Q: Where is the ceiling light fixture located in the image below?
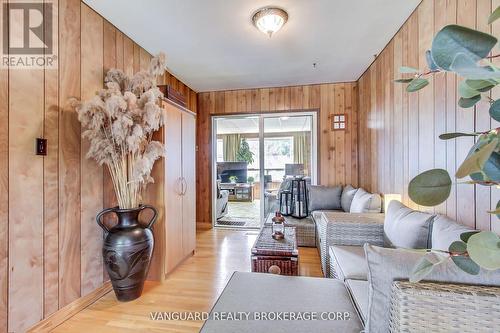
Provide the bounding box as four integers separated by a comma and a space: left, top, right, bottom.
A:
252, 7, 288, 37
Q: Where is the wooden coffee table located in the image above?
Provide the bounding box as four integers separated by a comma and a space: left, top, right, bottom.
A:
251, 226, 299, 276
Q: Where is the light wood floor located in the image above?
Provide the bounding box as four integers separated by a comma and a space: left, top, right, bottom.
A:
53, 228, 323, 332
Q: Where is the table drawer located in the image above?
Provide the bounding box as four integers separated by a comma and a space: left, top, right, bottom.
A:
251, 255, 298, 276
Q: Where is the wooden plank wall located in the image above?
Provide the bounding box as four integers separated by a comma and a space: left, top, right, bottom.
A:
0, 1, 197, 331
357, 0, 499, 232
196, 83, 358, 226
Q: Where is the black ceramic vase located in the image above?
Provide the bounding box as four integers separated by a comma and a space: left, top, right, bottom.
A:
96, 204, 157, 302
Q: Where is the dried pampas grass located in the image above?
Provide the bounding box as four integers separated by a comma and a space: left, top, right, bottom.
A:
75, 52, 168, 209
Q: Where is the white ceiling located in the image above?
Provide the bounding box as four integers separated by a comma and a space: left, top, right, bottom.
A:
84, 0, 421, 92
217, 115, 311, 134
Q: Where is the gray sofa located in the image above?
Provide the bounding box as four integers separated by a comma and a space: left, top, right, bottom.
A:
286, 184, 386, 277
202, 201, 500, 332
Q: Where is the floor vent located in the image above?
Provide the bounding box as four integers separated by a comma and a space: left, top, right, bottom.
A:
216, 220, 247, 226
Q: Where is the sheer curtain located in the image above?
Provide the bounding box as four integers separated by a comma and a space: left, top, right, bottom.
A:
293, 132, 310, 175
223, 134, 241, 162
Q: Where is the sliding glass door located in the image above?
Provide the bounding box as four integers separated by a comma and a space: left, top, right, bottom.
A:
212, 112, 317, 228
262, 114, 316, 221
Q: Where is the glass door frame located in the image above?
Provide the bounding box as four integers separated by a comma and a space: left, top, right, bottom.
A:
211, 111, 318, 228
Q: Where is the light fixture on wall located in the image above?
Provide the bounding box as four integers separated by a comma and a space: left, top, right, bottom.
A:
252, 7, 288, 37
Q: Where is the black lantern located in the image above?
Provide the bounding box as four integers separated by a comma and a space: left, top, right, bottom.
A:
279, 190, 292, 216
291, 177, 308, 218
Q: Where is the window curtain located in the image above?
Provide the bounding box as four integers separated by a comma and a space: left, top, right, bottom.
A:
293, 132, 310, 175
223, 134, 241, 162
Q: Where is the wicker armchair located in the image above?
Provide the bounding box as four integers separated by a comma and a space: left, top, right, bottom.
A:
389, 281, 500, 332
316, 211, 385, 277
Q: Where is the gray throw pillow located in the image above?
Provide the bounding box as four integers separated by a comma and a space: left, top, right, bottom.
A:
349, 188, 381, 213
341, 185, 358, 212
384, 200, 434, 249
308, 185, 342, 212
431, 215, 475, 251
364, 244, 500, 333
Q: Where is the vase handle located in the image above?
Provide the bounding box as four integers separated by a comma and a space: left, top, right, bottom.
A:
140, 205, 158, 229
96, 207, 117, 232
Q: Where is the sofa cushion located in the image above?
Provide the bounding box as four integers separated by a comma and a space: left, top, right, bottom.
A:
341, 185, 358, 212
345, 279, 368, 324
364, 244, 500, 333
383, 200, 434, 249
200, 272, 363, 333
349, 188, 382, 213
308, 185, 343, 212
329, 245, 368, 281
311, 210, 343, 223
431, 214, 476, 251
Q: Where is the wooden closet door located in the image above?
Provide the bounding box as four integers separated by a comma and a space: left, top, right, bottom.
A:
164, 104, 184, 273
181, 112, 196, 256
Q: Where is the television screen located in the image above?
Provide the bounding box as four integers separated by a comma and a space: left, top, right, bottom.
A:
217, 162, 248, 183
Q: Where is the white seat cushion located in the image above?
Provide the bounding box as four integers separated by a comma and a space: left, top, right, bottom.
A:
431, 215, 475, 251
350, 188, 382, 213
329, 245, 368, 281
345, 279, 369, 323
384, 200, 434, 249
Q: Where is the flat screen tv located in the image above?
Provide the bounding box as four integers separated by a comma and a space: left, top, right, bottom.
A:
217, 162, 248, 183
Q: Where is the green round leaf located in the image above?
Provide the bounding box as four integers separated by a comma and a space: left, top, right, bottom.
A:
465, 79, 496, 92
410, 257, 434, 283
399, 66, 420, 74
394, 78, 414, 83
426, 50, 439, 71
449, 240, 467, 253
456, 138, 498, 179
487, 200, 500, 219
431, 25, 497, 71
467, 231, 500, 270
458, 95, 481, 108
488, 5, 500, 24
460, 231, 480, 243
439, 132, 478, 140
451, 255, 480, 275
458, 81, 481, 98
470, 152, 500, 183
489, 99, 500, 122
408, 169, 452, 206
407, 78, 429, 92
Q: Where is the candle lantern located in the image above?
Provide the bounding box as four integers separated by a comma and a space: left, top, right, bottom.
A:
279, 190, 292, 216
291, 177, 309, 218
271, 212, 286, 240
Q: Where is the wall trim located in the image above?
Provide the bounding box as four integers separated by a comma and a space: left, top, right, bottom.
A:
27, 282, 112, 332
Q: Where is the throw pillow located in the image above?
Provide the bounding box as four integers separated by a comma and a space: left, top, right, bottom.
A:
340, 185, 358, 212
364, 244, 500, 333
349, 188, 381, 213
383, 200, 434, 249
308, 185, 342, 212
431, 214, 475, 251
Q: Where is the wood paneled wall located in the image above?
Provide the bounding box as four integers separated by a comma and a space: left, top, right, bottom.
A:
0, 1, 196, 332
196, 83, 358, 226
357, 0, 499, 232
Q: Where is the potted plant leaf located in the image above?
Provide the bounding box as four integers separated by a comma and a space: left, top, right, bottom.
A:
74, 53, 168, 301
395, 8, 500, 280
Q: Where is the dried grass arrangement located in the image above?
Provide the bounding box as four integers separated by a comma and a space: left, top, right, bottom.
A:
75, 53, 168, 209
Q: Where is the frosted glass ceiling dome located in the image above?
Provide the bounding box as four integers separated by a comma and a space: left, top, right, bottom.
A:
252, 7, 288, 37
